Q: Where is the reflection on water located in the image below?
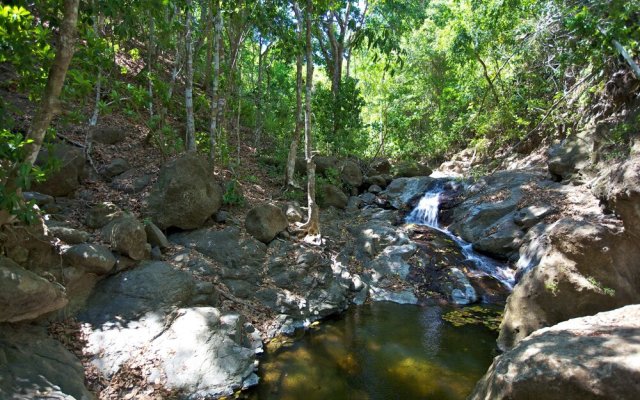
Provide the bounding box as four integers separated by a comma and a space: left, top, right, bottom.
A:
250, 302, 497, 400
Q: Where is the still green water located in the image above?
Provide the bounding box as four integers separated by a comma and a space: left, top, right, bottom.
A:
251, 302, 498, 400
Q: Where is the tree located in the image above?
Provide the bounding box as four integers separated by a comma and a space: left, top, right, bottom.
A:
299, 0, 320, 241
184, 0, 197, 152
1, 0, 80, 224
285, 1, 304, 189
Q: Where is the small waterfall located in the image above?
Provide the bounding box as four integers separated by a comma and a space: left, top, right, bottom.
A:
407, 188, 515, 291
406, 191, 441, 227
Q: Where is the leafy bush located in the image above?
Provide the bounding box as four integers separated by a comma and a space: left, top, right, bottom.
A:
222, 179, 245, 207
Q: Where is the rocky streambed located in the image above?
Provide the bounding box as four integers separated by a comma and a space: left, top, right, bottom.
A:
3, 143, 640, 399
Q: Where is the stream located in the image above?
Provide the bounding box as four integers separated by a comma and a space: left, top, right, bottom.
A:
249, 186, 510, 399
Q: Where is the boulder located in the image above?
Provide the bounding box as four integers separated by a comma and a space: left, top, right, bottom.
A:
102, 157, 129, 178
170, 227, 267, 273
47, 226, 90, 244
548, 127, 593, 181
369, 158, 392, 175
85, 202, 124, 229
245, 204, 288, 244
0, 325, 92, 399
0, 257, 68, 322
380, 176, 436, 210
319, 184, 348, 209
498, 217, 640, 351
315, 156, 339, 175
364, 175, 387, 188
394, 162, 432, 178
471, 305, 640, 400
23, 191, 54, 207
360, 192, 376, 204
368, 184, 382, 194
62, 243, 116, 274
146, 153, 223, 230
144, 220, 170, 249
101, 215, 149, 261
79, 261, 195, 323
91, 126, 126, 144
339, 160, 363, 188
32, 144, 85, 197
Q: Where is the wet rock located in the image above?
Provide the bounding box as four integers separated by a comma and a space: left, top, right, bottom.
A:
472, 305, 640, 400
360, 192, 376, 204
102, 215, 149, 261
146, 153, 223, 230
85, 202, 124, 229
319, 184, 348, 209
245, 203, 288, 244
346, 196, 364, 211
368, 184, 382, 194
0, 257, 68, 322
380, 176, 436, 210
62, 243, 116, 274
0, 325, 91, 399
32, 144, 85, 197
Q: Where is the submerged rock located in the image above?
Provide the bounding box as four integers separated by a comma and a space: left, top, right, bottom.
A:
471, 305, 640, 400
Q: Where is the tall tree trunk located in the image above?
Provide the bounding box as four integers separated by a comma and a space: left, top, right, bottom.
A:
254, 35, 265, 146
302, 0, 320, 239
22, 0, 80, 168
209, 0, 222, 162
203, 1, 214, 94
286, 3, 304, 189
147, 12, 155, 119
89, 1, 102, 126
184, 0, 197, 152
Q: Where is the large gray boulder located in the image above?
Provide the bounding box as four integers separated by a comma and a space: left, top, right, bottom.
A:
498, 217, 640, 350
47, 226, 90, 244
0, 257, 68, 322
62, 243, 116, 274
394, 162, 432, 178
146, 153, 223, 230
319, 184, 348, 209
0, 325, 92, 399
245, 204, 288, 243
32, 144, 85, 197
101, 215, 149, 261
471, 305, 640, 400
380, 176, 436, 210
79, 261, 195, 324
339, 160, 363, 188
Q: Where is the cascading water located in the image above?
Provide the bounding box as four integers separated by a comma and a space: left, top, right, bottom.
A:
407, 188, 515, 290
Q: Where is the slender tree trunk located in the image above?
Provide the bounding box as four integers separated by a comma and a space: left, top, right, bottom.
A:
254, 35, 265, 146
209, 0, 222, 162
302, 0, 320, 239
89, 0, 101, 126
22, 0, 80, 168
147, 13, 155, 119
286, 3, 304, 189
204, 1, 214, 94
185, 0, 196, 152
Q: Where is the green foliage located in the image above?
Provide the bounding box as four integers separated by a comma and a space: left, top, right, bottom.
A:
222, 179, 245, 207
